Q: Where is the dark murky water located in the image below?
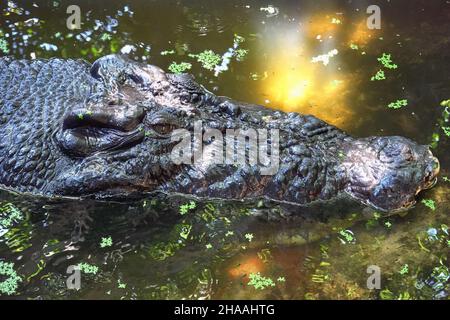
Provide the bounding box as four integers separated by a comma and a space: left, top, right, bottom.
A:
0, 0, 449, 299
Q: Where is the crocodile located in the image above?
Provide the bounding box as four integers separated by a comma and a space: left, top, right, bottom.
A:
0, 54, 439, 212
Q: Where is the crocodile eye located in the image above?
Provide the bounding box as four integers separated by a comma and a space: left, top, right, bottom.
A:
180, 93, 191, 104
179, 93, 202, 105
151, 123, 178, 135
146, 110, 182, 136
403, 148, 414, 161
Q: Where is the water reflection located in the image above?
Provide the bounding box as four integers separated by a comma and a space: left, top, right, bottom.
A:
253, 10, 382, 127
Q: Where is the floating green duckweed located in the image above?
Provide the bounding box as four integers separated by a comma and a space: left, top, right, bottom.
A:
399, 264, 409, 275
189, 50, 221, 71
179, 201, 196, 215
0, 38, 9, 54
160, 49, 175, 56
117, 279, 127, 289
338, 229, 355, 244
421, 199, 436, 211
100, 236, 113, 248
378, 53, 398, 69
0, 203, 23, 228
100, 33, 112, 41
0, 261, 21, 295
168, 62, 192, 74
440, 99, 450, 108
248, 272, 275, 290
78, 262, 99, 275
371, 69, 386, 81
379, 288, 395, 300
441, 127, 450, 137
234, 48, 248, 61
388, 99, 408, 109
244, 233, 254, 242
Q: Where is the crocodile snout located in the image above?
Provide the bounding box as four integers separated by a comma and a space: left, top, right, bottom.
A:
59, 102, 145, 157
422, 154, 440, 190
63, 103, 145, 132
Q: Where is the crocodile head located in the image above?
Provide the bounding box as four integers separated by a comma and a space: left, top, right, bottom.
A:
0, 55, 439, 212
54, 55, 211, 197
341, 136, 439, 212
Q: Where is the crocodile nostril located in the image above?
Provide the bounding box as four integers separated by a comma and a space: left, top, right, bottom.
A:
422, 156, 440, 189
432, 157, 440, 174
429, 157, 440, 178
